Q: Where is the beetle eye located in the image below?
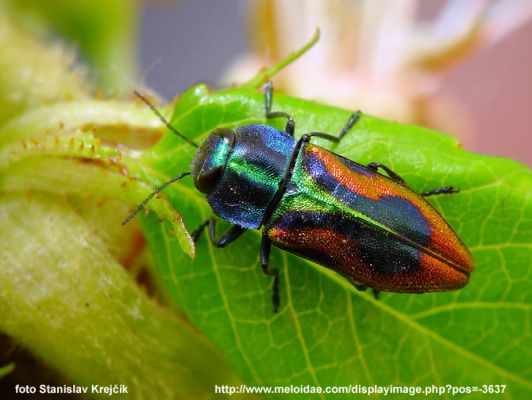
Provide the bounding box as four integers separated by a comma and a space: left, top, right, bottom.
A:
190, 128, 235, 194
195, 166, 223, 193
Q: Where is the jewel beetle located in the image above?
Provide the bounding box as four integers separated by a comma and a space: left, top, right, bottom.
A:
125, 81, 474, 312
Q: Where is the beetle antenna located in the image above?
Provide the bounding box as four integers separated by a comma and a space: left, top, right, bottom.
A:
122, 172, 191, 225
133, 90, 199, 148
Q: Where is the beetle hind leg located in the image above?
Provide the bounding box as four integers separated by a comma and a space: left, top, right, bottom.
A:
260, 235, 280, 312
354, 284, 380, 300
422, 186, 459, 197
354, 284, 367, 292
367, 162, 406, 185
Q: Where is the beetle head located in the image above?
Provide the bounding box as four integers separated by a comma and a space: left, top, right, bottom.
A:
190, 128, 235, 194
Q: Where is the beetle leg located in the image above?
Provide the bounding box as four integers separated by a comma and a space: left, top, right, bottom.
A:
354, 284, 368, 292
209, 219, 247, 247
367, 162, 406, 185
302, 132, 341, 143
303, 111, 362, 144
261, 235, 280, 312
355, 284, 380, 300
191, 219, 210, 242
192, 218, 246, 247
337, 110, 362, 141
264, 81, 295, 136
422, 186, 459, 197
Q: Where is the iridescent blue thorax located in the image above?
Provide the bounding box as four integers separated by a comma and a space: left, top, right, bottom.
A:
190, 124, 296, 229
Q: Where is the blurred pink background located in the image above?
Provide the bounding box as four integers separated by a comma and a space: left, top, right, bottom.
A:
440, 21, 532, 166
140, 1, 532, 167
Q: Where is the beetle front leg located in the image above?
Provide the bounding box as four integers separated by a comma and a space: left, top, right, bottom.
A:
260, 235, 280, 312
367, 162, 406, 185
191, 219, 210, 242
264, 81, 295, 136
192, 218, 246, 248
422, 186, 459, 197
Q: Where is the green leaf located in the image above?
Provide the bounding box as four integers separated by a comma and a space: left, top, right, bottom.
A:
138, 85, 532, 398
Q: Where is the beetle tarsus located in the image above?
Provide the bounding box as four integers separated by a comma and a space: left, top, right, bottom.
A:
305, 111, 362, 144
337, 111, 362, 141
422, 186, 459, 197
194, 218, 246, 247
208, 219, 246, 248
354, 284, 367, 292
264, 81, 295, 136
302, 111, 362, 143
355, 285, 380, 300
191, 220, 210, 242
261, 235, 280, 312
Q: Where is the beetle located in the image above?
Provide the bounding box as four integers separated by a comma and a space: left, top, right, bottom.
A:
124, 81, 474, 312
